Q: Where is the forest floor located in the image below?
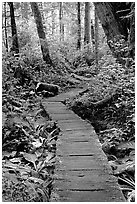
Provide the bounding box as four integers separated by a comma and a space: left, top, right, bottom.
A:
2, 53, 135, 202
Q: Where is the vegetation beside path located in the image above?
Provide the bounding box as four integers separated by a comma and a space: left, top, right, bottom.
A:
2, 2, 135, 202
65, 55, 135, 201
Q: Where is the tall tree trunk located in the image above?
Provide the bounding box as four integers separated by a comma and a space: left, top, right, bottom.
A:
84, 2, 91, 47
94, 7, 99, 71
93, 2, 131, 50
77, 2, 81, 50
128, 3, 135, 59
62, 3, 65, 41
8, 2, 19, 54
38, 2, 44, 21
4, 3, 8, 52
62, 17, 64, 41
91, 19, 95, 46
94, 3, 121, 41
30, 2, 53, 65
59, 2, 64, 42
59, 2, 62, 42
51, 10, 55, 35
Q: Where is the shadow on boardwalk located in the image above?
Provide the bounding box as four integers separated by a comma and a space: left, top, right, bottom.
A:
43, 90, 125, 202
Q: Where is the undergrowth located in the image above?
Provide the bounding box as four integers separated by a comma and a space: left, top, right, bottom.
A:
2, 57, 61, 201
2, 31, 135, 202
66, 54, 135, 201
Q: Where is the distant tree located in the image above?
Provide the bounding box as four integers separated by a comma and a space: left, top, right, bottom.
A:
94, 7, 99, 71
51, 9, 55, 35
30, 2, 53, 65
3, 3, 8, 51
84, 2, 91, 47
59, 2, 64, 42
91, 19, 95, 46
77, 2, 81, 50
128, 2, 135, 58
8, 2, 19, 54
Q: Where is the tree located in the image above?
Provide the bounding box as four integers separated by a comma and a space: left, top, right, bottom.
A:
84, 2, 91, 47
94, 7, 99, 71
30, 2, 53, 65
91, 19, 95, 46
38, 3, 44, 21
51, 9, 55, 35
128, 3, 135, 58
77, 2, 81, 50
3, 3, 8, 52
8, 2, 19, 54
59, 2, 64, 42
93, 2, 131, 52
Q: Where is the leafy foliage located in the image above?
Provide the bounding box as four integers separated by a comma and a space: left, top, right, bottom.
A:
2, 2, 135, 202
2, 66, 60, 201
66, 48, 135, 202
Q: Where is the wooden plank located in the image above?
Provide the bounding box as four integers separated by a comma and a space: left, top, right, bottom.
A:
45, 100, 125, 202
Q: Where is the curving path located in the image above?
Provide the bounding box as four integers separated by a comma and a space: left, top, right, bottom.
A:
42, 89, 125, 202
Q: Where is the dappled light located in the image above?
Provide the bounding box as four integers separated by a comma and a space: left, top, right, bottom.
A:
2, 2, 135, 202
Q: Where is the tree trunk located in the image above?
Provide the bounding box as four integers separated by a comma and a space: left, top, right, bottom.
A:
94, 2, 131, 50
84, 2, 91, 47
62, 18, 65, 41
77, 2, 81, 50
8, 2, 19, 54
51, 10, 55, 35
59, 2, 64, 42
38, 2, 44, 21
30, 2, 53, 65
91, 19, 95, 46
4, 3, 8, 52
128, 3, 135, 59
59, 2, 62, 42
94, 3, 121, 42
94, 7, 99, 71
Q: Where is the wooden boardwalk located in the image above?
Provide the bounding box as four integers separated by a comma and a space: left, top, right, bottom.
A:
43, 91, 125, 202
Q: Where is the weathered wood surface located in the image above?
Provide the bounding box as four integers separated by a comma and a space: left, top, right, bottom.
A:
42, 92, 125, 202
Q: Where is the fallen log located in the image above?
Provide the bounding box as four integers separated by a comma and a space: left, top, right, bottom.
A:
87, 91, 120, 110
70, 73, 92, 81
35, 82, 60, 96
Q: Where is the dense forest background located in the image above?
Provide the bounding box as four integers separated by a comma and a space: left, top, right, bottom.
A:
2, 2, 135, 202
